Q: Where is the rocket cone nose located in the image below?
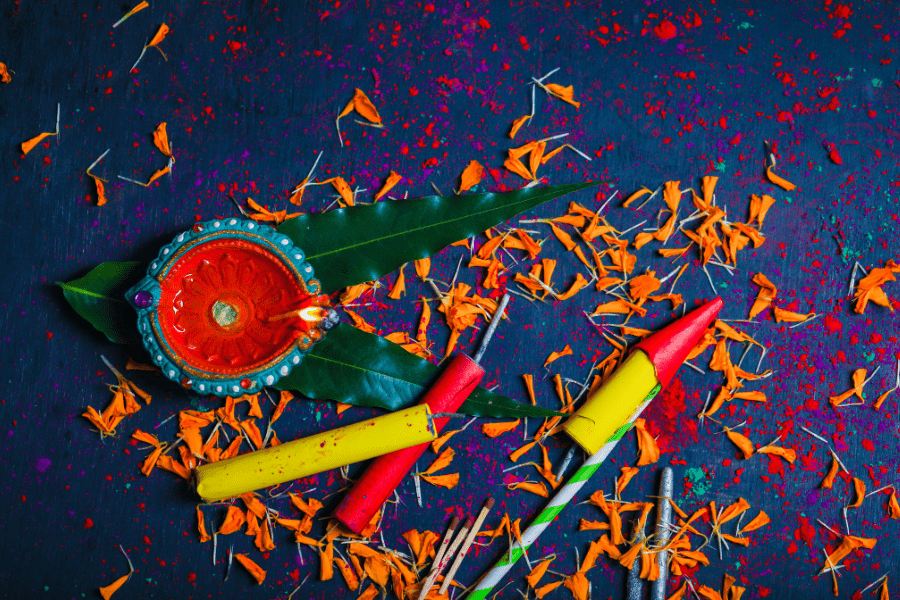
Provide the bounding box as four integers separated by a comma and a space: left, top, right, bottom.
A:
633, 297, 724, 388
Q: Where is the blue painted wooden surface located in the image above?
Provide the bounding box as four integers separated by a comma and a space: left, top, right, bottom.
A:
1, 1, 899, 598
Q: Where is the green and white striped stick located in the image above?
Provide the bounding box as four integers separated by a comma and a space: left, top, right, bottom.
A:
466, 385, 660, 600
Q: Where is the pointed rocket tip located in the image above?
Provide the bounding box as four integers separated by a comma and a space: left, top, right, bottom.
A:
634, 297, 724, 389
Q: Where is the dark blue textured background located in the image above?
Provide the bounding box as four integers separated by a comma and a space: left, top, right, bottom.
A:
2, 1, 900, 598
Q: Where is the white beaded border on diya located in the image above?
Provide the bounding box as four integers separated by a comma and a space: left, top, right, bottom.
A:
126, 218, 323, 396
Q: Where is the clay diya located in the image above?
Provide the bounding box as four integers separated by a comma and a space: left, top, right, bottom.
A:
127, 218, 338, 395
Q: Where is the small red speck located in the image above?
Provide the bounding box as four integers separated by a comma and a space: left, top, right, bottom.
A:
424, 3, 434, 12
227, 40, 242, 52
143, 535, 152, 545
478, 17, 490, 29
829, 148, 843, 165
83, 518, 94, 529
409, 87, 418, 96
104, 87, 112, 95
187, 573, 197, 583
46, 331, 53, 340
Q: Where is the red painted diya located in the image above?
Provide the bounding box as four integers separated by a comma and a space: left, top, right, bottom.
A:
127, 218, 338, 395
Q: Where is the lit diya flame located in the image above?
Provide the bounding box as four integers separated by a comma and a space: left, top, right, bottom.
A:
268, 304, 340, 330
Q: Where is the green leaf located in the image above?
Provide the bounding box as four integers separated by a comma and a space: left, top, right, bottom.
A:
274, 322, 565, 419
278, 182, 599, 293
57, 261, 144, 344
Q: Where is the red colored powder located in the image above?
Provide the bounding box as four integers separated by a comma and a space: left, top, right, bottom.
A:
643, 378, 697, 455
653, 20, 677, 40
823, 314, 842, 334
766, 454, 785, 477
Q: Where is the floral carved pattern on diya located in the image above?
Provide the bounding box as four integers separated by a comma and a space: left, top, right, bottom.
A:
127, 218, 338, 395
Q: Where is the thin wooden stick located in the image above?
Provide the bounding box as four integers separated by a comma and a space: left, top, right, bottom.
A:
439, 498, 495, 594
418, 516, 473, 600
416, 517, 461, 600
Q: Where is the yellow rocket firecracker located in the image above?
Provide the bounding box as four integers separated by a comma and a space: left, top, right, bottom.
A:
564, 297, 724, 453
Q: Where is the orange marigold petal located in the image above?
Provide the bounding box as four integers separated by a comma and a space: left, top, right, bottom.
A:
544, 345, 573, 367
90, 175, 108, 206
888, 490, 900, 519
217, 505, 246, 535
634, 418, 661, 466
508, 481, 549, 497
544, 83, 580, 108
388, 265, 406, 300
725, 428, 755, 459
420, 473, 459, 489
738, 510, 770, 534
148, 23, 170, 47
459, 160, 484, 192
563, 571, 590, 600
504, 154, 533, 181
152, 122, 171, 156
351, 89, 382, 124
21, 131, 55, 156
766, 166, 796, 191
146, 165, 171, 185
509, 115, 531, 139
526, 556, 554, 588
772, 306, 815, 323
374, 170, 402, 201
482, 419, 521, 438
616, 466, 639, 494
234, 553, 266, 584
849, 477, 866, 508
821, 454, 840, 489
557, 273, 589, 300
421, 447, 455, 475
99, 574, 131, 600
357, 583, 379, 600
330, 176, 355, 206
757, 445, 796, 464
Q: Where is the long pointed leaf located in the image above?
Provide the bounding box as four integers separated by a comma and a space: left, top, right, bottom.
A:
278, 182, 599, 293
274, 323, 565, 419
57, 261, 144, 344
